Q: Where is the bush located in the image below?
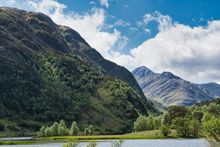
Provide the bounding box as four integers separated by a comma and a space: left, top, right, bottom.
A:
160, 125, 171, 136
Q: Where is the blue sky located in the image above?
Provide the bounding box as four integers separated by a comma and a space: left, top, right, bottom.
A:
1, 0, 220, 84
58, 0, 220, 52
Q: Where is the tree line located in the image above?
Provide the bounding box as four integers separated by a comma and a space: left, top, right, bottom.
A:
37, 120, 94, 137
133, 102, 220, 142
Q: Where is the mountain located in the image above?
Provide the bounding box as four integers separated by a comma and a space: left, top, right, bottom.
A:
199, 83, 220, 97
0, 7, 156, 134
132, 66, 220, 107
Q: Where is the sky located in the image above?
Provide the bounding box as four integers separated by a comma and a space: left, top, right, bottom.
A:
1, 0, 220, 84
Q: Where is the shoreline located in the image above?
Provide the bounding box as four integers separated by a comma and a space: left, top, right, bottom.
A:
0, 130, 203, 145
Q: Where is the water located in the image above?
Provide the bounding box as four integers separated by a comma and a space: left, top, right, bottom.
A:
0, 139, 209, 147
0, 137, 33, 141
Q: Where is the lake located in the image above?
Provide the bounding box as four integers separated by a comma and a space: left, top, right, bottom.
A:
0, 139, 209, 147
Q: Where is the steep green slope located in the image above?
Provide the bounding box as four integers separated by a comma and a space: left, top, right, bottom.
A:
0, 7, 156, 134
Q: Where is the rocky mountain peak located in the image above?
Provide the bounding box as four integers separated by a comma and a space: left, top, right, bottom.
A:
132, 66, 154, 77
160, 71, 180, 79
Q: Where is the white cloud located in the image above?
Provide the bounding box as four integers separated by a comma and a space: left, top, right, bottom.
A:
99, 0, 109, 8
127, 12, 220, 84
107, 19, 130, 29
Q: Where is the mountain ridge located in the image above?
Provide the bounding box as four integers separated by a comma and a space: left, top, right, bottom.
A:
132, 66, 220, 106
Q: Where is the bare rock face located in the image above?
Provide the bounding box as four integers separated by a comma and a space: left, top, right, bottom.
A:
133, 66, 220, 107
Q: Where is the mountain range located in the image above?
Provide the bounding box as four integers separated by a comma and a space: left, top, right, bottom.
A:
132, 66, 220, 107
0, 7, 157, 134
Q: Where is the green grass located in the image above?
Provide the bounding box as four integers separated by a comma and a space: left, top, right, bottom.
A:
46, 129, 178, 141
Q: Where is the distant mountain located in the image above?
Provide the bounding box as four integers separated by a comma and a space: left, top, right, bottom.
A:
132, 66, 220, 107
199, 83, 220, 97
0, 7, 156, 134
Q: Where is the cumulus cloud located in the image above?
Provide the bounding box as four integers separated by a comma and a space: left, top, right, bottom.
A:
99, 0, 109, 8
128, 12, 220, 84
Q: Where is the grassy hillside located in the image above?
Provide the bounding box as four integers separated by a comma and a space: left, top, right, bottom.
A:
0, 7, 156, 135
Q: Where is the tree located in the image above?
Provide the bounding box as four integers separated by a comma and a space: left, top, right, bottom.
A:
45, 127, 52, 136
134, 116, 148, 132
84, 128, 89, 135
160, 125, 171, 136
202, 118, 220, 141
146, 116, 155, 130
70, 121, 79, 136
154, 115, 162, 129
88, 125, 95, 135
168, 106, 188, 120
58, 120, 69, 136
37, 125, 46, 137
162, 113, 171, 126
172, 117, 190, 137
189, 119, 200, 137
133, 115, 156, 132
207, 103, 220, 116
202, 112, 213, 122
192, 110, 204, 122
51, 122, 59, 136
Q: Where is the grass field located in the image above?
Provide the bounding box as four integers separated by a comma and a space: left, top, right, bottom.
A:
46, 129, 178, 141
